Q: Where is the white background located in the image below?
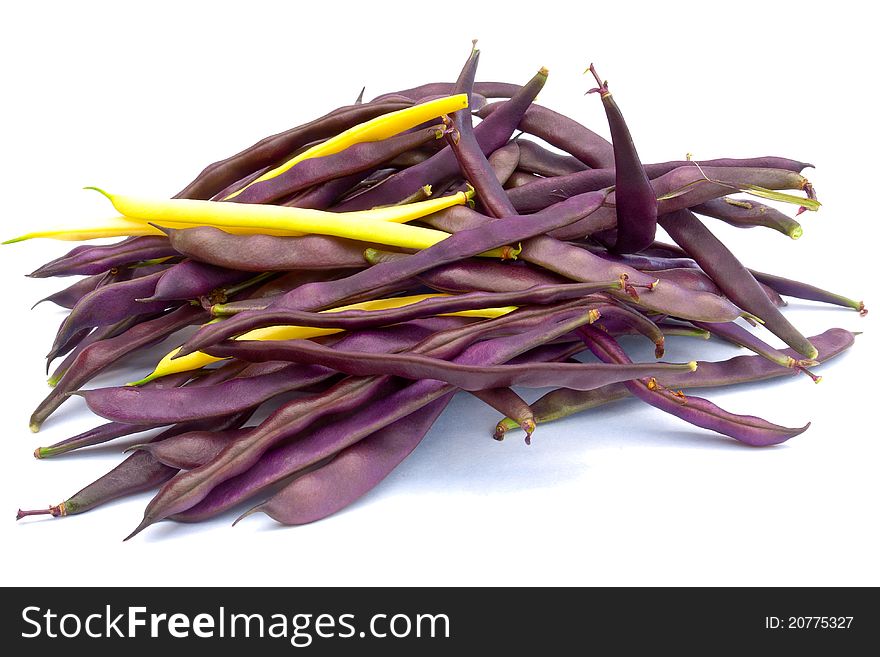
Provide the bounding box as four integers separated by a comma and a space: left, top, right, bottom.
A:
1, 0, 877, 586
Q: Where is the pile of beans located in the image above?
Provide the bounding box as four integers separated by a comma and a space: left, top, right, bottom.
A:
10, 46, 863, 538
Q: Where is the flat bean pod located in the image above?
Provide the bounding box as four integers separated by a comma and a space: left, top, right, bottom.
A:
28, 236, 176, 278
577, 325, 809, 445
507, 158, 814, 213
143, 260, 252, 303
588, 65, 657, 253
162, 226, 371, 272
205, 335, 696, 391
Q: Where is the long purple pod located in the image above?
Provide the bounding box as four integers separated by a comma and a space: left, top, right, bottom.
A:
419, 259, 567, 293
588, 65, 657, 253
198, 280, 620, 335
162, 226, 370, 272
372, 81, 521, 103
48, 267, 175, 357
507, 157, 813, 213
27, 236, 176, 278
446, 103, 516, 216
444, 45, 518, 219
28, 243, 96, 276
504, 328, 855, 432
363, 252, 567, 293
515, 139, 588, 177
142, 260, 252, 302
173, 101, 411, 200
659, 209, 817, 359
420, 208, 744, 323
18, 452, 178, 520
689, 320, 817, 375
242, 395, 454, 526
135, 428, 250, 470
37, 364, 249, 458
205, 335, 697, 391
174, 189, 606, 357
29, 305, 207, 431
333, 69, 548, 211
693, 197, 803, 239
478, 102, 614, 168
577, 325, 808, 446
547, 165, 813, 241
230, 125, 446, 205
172, 307, 601, 522
80, 317, 465, 425
750, 269, 866, 315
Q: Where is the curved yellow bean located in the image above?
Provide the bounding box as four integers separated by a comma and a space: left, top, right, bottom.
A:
129, 294, 516, 385
225, 94, 468, 199
84, 188, 485, 253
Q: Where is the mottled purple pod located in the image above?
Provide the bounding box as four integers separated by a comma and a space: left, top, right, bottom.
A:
162, 226, 370, 272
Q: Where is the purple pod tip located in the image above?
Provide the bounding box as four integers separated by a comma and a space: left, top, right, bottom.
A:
232, 505, 264, 527
123, 517, 152, 542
